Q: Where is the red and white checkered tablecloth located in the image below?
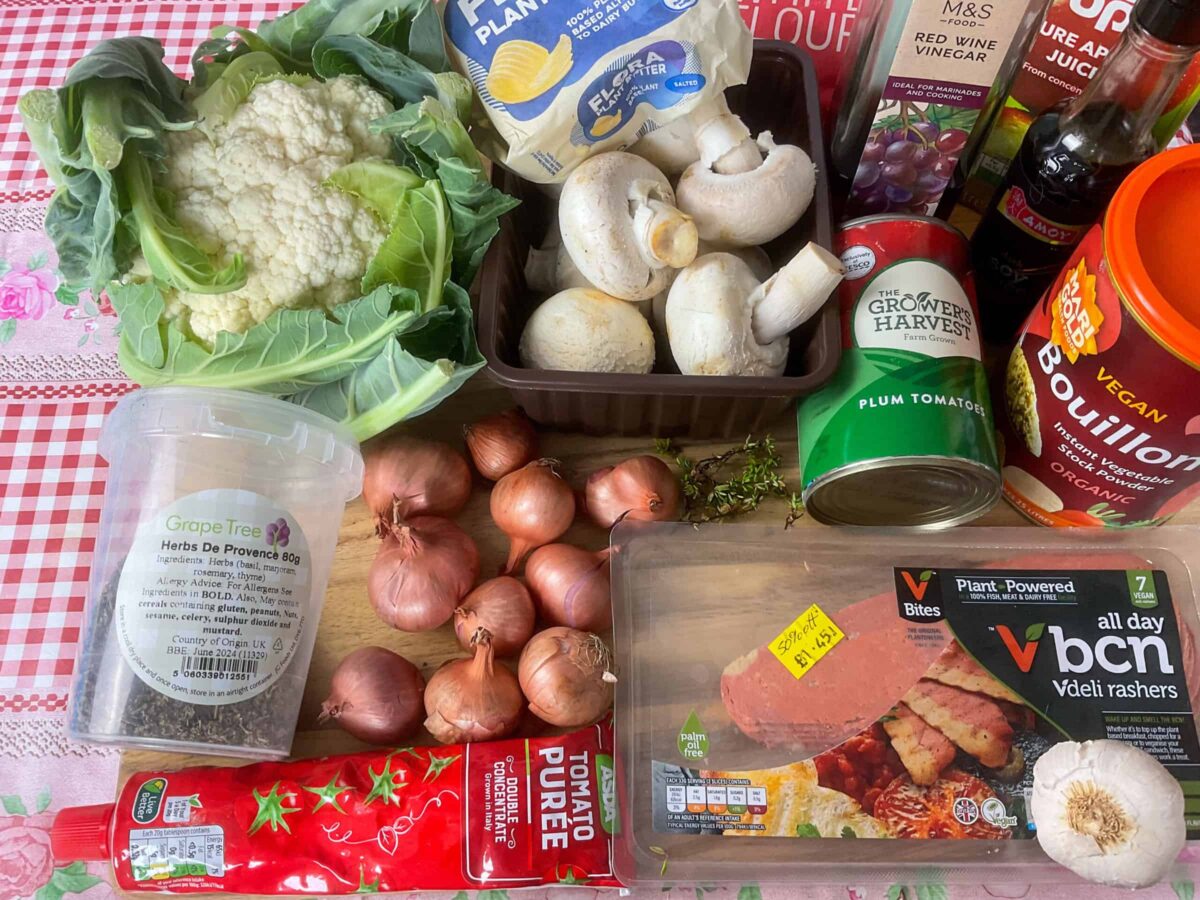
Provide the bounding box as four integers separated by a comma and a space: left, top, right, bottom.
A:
0, 1, 296, 193
0, 398, 112, 703
0, 3, 1193, 900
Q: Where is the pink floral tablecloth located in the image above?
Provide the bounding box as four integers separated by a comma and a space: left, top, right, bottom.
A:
0, 2, 1194, 900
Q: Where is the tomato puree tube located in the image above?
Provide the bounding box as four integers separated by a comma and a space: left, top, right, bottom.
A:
48, 723, 619, 894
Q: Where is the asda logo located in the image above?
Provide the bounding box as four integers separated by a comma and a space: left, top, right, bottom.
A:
595, 754, 617, 835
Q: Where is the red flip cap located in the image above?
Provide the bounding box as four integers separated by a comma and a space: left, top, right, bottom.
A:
50, 804, 114, 862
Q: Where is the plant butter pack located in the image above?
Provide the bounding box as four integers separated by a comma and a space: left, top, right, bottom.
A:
443, 0, 751, 181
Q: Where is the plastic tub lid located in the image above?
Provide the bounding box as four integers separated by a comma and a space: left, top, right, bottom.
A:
1106, 143, 1200, 365
100, 387, 364, 502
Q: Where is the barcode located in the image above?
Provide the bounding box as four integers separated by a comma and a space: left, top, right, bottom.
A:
180, 656, 258, 679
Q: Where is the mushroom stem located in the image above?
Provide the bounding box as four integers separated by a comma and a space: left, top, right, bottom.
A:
692, 95, 762, 175
750, 243, 845, 345
632, 197, 699, 270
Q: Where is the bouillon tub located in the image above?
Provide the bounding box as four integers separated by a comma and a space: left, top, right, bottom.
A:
1002, 144, 1200, 526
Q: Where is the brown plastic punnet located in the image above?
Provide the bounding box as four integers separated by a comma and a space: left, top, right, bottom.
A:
476, 41, 840, 438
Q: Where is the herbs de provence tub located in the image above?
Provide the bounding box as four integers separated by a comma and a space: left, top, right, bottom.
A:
1001, 144, 1200, 527
68, 388, 363, 758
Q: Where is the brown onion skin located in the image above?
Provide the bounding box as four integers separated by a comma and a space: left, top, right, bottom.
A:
319, 646, 425, 744
369, 516, 479, 632
525, 544, 612, 631
518, 627, 614, 727
585, 455, 682, 528
424, 629, 524, 744
490, 459, 576, 574
363, 437, 471, 532
465, 409, 539, 481
453, 577, 536, 657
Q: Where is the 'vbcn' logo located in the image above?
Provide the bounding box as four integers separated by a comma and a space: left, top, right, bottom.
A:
996, 623, 1043, 673
996, 622, 1175, 675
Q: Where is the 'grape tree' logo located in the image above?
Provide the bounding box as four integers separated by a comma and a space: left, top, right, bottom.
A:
265, 517, 291, 548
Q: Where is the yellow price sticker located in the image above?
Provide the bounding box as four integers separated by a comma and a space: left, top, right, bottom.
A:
767, 603, 845, 680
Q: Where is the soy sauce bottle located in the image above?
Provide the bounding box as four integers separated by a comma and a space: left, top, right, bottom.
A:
972, 0, 1200, 343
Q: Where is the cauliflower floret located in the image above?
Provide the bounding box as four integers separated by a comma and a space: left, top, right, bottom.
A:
156, 75, 395, 344
324, 76, 395, 159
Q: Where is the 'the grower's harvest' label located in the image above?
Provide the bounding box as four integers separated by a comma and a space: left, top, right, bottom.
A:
1001, 226, 1200, 526
799, 219, 999, 504
116, 489, 311, 705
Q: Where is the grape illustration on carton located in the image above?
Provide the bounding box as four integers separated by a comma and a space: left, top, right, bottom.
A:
850, 102, 978, 216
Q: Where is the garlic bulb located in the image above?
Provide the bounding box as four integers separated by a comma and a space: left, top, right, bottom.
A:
1031, 740, 1184, 888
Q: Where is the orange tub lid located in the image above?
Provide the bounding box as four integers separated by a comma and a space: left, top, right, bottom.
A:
1106, 143, 1200, 363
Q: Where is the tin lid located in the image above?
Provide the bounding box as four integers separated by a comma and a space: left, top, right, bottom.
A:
804, 458, 1001, 529
1106, 143, 1200, 366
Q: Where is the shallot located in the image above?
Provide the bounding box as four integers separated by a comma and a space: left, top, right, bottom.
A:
465, 409, 539, 481
363, 437, 471, 533
525, 544, 612, 631
585, 455, 682, 528
369, 516, 479, 632
319, 646, 425, 744
454, 577, 536, 657
490, 459, 576, 574
424, 628, 524, 743
518, 627, 615, 727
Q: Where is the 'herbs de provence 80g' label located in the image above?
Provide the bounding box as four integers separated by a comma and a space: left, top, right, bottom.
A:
116, 489, 311, 706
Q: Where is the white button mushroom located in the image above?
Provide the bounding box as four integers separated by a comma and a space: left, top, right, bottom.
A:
676, 129, 817, 248
1031, 740, 1185, 888
690, 94, 768, 177
525, 231, 653, 321
629, 95, 760, 178
558, 152, 698, 303
650, 242, 772, 373
628, 115, 701, 178
519, 288, 654, 374
665, 242, 844, 377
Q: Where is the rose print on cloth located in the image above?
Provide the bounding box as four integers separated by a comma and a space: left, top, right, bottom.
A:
0, 265, 57, 321
0, 815, 52, 900
0, 253, 63, 344
0, 790, 103, 900
0, 240, 120, 348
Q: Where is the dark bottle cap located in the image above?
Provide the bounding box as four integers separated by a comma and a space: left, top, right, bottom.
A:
1135, 0, 1200, 48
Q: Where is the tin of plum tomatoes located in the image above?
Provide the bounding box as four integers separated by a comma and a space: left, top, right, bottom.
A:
797, 215, 1001, 527
1001, 145, 1200, 527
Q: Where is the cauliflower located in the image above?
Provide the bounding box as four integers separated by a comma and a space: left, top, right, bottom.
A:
157, 76, 395, 342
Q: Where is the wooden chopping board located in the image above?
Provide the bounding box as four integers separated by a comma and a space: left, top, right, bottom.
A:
119, 376, 1037, 779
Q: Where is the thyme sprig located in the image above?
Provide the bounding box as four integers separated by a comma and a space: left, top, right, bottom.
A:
655, 437, 804, 527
